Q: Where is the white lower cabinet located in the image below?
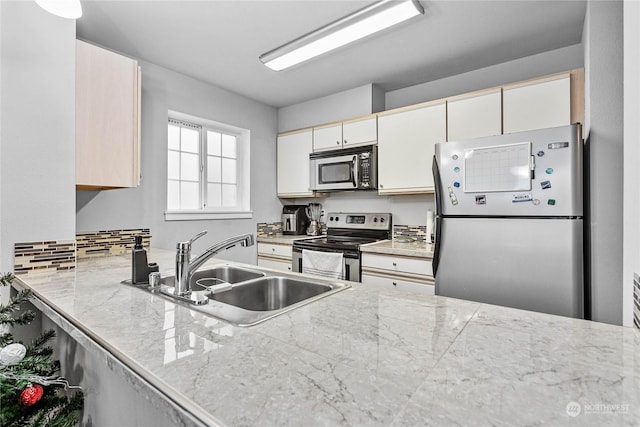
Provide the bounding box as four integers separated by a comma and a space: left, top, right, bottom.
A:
361, 253, 434, 295
361, 273, 434, 295
257, 242, 293, 272
257, 257, 292, 272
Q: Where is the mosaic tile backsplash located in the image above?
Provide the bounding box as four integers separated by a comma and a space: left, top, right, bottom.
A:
76, 229, 151, 259
393, 225, 429, 242
257, 222, 283, 237
14, 229, 152, 274
14, 241, 76, 275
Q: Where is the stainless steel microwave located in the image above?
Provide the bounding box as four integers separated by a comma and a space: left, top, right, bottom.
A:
309, 145, 377, 191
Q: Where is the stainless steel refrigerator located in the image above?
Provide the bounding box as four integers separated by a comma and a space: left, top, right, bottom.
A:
432, 124, 584, 318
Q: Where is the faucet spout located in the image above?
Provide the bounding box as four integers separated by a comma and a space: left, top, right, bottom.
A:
173, 232, 255, 297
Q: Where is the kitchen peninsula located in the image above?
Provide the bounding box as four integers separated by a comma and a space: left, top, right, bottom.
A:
13, 249, 639, 426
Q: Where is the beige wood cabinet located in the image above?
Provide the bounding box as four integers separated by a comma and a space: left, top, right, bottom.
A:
377, 101, 446, 195
277, 129, 314, 197
447, 89, 502, 141
312, 116, 377, 152
257, 242, 293, 272
76, 40, 141, 190
361, 253, 434, 295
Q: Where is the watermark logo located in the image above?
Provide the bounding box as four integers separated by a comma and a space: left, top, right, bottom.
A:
565, 401, 629, 417
566, 401, 581, 417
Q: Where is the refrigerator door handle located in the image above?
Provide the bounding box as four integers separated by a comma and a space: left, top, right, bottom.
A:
432, 155, 443, 277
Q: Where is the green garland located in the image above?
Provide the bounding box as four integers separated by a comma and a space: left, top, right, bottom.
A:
0, 273, 83, 426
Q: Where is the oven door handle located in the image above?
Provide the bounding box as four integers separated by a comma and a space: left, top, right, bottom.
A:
352, 155, 358, 188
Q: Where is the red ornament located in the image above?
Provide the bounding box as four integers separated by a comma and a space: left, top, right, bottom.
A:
19, 384, 44, 406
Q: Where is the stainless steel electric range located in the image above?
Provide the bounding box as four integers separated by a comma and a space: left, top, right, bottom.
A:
292, 212, 392, 282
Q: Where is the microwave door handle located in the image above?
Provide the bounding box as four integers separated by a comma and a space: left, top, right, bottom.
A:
352, 155, 358, 188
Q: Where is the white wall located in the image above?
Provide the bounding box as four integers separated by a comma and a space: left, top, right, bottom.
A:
75, 60, 280, 265
385, 44, 584, 110
0, 2, 76, 276
583, 0, 624, 325
623, 0, 640, 327
278, 83, 384, 132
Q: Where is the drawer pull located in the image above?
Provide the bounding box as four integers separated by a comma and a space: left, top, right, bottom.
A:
392, 282, 397, 286
392, 262, 397, 267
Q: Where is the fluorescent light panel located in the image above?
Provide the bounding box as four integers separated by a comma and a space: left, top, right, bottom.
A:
260, 0, 424, 71
35, 0, 82, 19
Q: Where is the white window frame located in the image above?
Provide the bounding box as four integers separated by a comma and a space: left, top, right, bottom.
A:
165, 111, 252, 221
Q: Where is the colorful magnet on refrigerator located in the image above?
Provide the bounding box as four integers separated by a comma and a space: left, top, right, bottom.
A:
546, 168, 554, 174
537, 151, 545, 157
447, 186, 459, 205
475, 195, 486, 205
540, 181, 552, 189
453, 181, 461, 188
548, 199, 556, 206
454, 166, 460, 173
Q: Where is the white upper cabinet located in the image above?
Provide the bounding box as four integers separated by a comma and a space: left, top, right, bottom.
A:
377, 101, 446, 194
277, 129, 314, 197
313, 124, 343, 151
503, 74, 571, 134
76, 40, 141, 190
313, 116, 377, 151
342, 116, 377, 148
447, 89, 502, 141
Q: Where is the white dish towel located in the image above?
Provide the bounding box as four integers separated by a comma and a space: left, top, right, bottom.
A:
302, 249, 344, 280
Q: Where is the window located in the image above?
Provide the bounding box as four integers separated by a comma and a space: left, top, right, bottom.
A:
166, 112, 251, 220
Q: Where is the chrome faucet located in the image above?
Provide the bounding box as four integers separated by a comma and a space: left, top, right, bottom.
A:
169, 231, 255, 303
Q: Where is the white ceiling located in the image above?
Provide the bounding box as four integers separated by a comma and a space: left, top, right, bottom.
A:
76, 0, 587, 108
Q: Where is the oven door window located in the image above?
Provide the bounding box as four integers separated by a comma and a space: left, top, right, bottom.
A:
319, 161, 353, 184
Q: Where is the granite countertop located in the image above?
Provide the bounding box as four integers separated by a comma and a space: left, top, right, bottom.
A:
14, 249, 640, 426
361, 239, 434, 258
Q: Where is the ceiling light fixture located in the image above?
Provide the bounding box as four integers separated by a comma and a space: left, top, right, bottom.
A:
35, 0, 82, 19
259, 0, 424, 71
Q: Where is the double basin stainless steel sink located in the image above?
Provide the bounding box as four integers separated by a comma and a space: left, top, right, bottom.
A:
142, 265, 350, 326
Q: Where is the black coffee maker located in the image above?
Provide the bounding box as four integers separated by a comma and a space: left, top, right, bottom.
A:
281, 205, 309, 235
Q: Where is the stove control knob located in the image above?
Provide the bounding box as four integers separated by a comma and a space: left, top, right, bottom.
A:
373, 218, 378, 223
335, 216, 340, 222
329, 216, 334, 221
380, 217, 385, 223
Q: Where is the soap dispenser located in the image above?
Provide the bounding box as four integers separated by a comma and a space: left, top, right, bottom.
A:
131, 235, 158, 284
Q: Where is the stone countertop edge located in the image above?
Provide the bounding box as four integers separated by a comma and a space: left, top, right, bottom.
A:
12, 276, 222, 427
256, 235, 324, 244
360, 239, 434, 258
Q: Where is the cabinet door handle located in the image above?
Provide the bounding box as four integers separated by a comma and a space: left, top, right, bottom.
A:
336, 140, 340, 145
344, 139, 347, 144
392, 282, 397, 287
392, 262, 397, 267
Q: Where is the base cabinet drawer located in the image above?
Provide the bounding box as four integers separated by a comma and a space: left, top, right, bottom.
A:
257, 243, 292, 259
362, 273, 434, 295
361, 253, 432, 276
257, 257, 292, 272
